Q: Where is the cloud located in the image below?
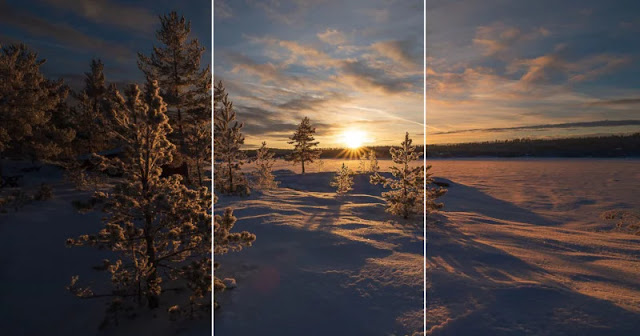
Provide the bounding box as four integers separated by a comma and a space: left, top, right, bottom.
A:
360, 8, 389, 23
506, 52, 631, 86
584, 98, 640, 107
340, 59, 419, 93
225, 51, 295, 85
508, 54, 566, 85
567, 53, 632, 82
0, 2, 132, 61
237, 105, 335, 139
246, 0, 324, 25
371, 39, 421, 69
236, 106, 296, 136
215, 0, 233, 19
317, 29, 347, 45
277, 92, 348, 111
431, 120, 640, 135
246, 35, 340, 70
473, 22, 550, 57
38, 0, 156, 33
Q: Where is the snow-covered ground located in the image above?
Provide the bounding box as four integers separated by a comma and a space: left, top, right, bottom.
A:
0, 161, 210, 335
215, 159, 424, 335
427, 158, 640, 335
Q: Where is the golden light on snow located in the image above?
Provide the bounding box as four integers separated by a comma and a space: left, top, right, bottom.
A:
341, 129, 367, 149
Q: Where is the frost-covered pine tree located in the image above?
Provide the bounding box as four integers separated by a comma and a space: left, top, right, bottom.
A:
185, 120, 211, 187
361, 149, 379, 173
214, 194, 255, 310
138, 11, 209, 154
67, 80, 211, 319
213, 80, 249, 195
0, 43, 75, 183
72, 59, 109, 154
426, 164, 446, 213
288, 117, 321, 174
370, 132, 423, 219
251, 141, 279, 191
330, 163, 354, 195
185, 69, 212, 187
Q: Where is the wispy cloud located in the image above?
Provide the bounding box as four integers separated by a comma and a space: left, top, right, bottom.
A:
216, 0, 424, 147
37, 0, 156, 33
214, 0, 233, 19
427, 0, 640, 143
585, 98, 640, 107
317, 29, 348, 45
431, 120, 640, 135
0, 1, 132, 61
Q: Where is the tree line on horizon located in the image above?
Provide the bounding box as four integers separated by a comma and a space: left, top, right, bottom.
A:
427, 133, 640, 158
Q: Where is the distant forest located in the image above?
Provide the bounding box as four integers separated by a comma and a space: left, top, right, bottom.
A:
244, 146, 425, 160
426, 133, 640, 158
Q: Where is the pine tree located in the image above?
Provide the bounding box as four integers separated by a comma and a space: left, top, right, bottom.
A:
251, 141, 279, 191
288, 117, 321, 174
370, 132, 423, 219
67, 80, 211, 318
185, 69, 212, 187
330, 163, 354, 195
138, 11, 209, 154
361, 149, 379, 173
213, 194, 255, 309
0, 43, 75, 183
426, 164, 446, 213
185, 120, 211, 187
213, 81, 249, 195
72, 59, 109, 153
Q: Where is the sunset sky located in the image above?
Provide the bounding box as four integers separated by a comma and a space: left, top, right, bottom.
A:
428, 0, 640, 144
214, 0, 424, 149
0, 0, 210, 91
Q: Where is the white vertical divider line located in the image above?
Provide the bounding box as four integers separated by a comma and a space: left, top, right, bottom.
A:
211, 0, 216, 333
423, 0, 427, 334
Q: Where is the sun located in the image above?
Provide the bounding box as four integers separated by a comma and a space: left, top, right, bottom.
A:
341, 129, 366, 149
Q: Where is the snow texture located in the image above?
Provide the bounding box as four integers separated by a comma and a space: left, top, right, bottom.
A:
0, 161, 210, 335
427, 158, 640, 335
215, 159, 424, 335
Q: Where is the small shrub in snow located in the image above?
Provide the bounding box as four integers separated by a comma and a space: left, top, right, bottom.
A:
360, 149, 379, 174
251, 141, 279, 191
331, 163, 354, 195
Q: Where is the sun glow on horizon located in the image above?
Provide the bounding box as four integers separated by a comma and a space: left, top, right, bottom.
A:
341, 129, 367, 149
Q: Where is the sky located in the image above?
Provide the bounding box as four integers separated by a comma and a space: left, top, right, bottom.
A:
214, 0, 424, 149
0, 0, 211, 91
427, 0, 640, 144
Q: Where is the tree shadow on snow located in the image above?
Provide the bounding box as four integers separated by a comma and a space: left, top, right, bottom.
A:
427, 218, 640, 335
437, 178, 559, 226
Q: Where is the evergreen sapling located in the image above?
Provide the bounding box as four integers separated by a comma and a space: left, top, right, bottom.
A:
370, 132, 423, 219
331, 163, 354, 195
